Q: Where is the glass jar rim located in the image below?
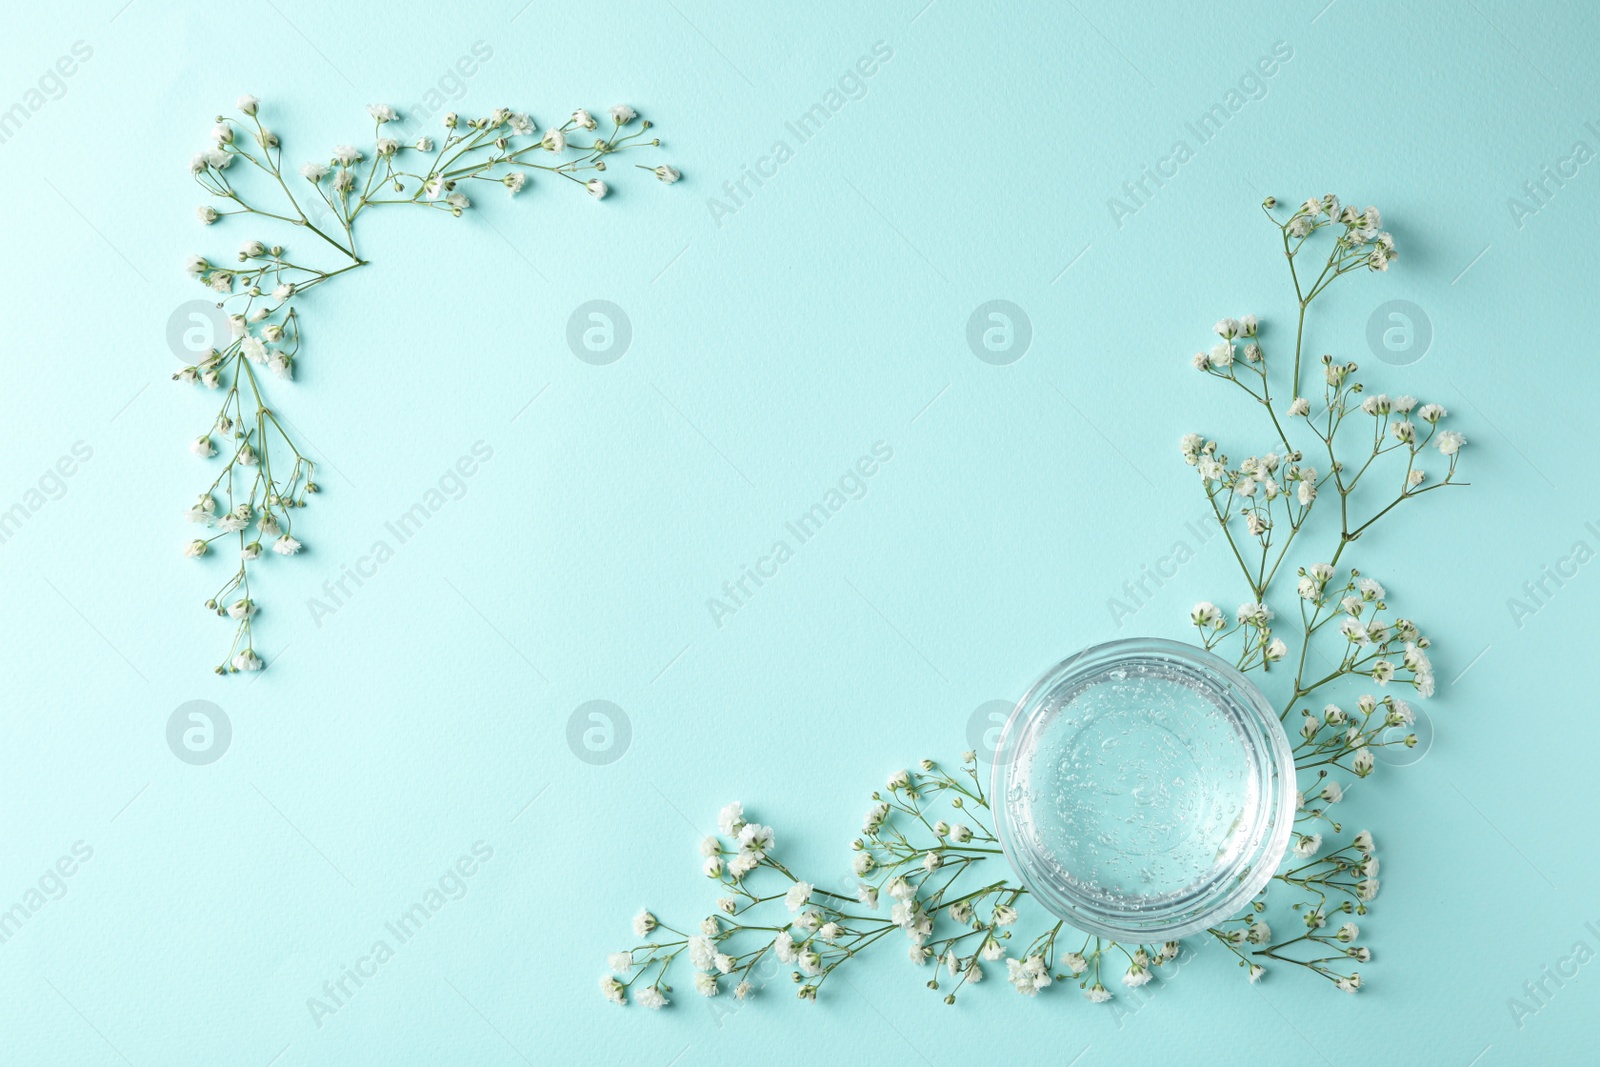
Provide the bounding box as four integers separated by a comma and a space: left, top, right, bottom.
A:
990, 637, 1296, 941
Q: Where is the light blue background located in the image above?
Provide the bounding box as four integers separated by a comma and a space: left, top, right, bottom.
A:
0, 0, 1595, 1063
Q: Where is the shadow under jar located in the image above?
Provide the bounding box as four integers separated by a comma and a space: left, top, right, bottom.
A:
991, 638, 1296, 942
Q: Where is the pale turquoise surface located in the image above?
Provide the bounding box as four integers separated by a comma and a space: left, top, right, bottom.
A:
1, 1, 1595, 1063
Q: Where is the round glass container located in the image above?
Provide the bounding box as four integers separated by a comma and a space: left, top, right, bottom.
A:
991, 637, 1295, 941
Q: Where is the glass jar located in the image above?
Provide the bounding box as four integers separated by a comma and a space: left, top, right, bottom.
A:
991, 637, 1296, 941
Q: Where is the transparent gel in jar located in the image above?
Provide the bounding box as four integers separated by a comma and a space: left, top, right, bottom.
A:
991, 638, 1295, 941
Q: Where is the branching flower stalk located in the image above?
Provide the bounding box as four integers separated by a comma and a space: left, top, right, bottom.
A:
178, 97, 678, 674
603, 761, 1180, 1009
1183, 194, 1466, 991
605, 196, 1470, 1008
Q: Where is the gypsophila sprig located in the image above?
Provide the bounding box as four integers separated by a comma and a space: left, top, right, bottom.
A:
603, 757, 1180, 1008
1185, 196, 1469, 992
178, 98, 677, 673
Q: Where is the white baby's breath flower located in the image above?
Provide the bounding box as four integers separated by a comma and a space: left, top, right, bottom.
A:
1006, 955, 1051, 996
784, 882, 813, 912
609, 103, 637, 124
587, 179, 609, 199
272, 535, 302, 556
737, 822, 773, 856
1237, 602, 1274, 626
687, 936, 715, 970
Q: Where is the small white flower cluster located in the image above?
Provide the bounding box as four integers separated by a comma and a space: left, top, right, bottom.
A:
1277, 194, 1396, 274
1178, 198, 1466, 995
1209, 825, 1378, 991
180, 97, 677, 673
1295, 690, 1422, 787
604, 760, 1184, 1010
